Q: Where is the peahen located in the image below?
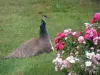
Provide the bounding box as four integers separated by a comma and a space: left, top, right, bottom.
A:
5, 15, 54, 58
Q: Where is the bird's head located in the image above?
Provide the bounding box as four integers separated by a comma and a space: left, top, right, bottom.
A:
42, 15, 47, 21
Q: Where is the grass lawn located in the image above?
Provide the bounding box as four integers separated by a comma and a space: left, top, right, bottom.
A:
0, 0, 100, 75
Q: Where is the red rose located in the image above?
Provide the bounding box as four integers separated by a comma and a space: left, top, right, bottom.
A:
57, 32, 62, 37
55, 38, 59, 44
59, 33, 65, 39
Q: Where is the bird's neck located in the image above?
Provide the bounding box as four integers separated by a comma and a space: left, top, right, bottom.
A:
39, 19, 48, 38
39, 19, 54, 50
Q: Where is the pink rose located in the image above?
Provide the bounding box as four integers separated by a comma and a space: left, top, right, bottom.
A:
84, 28, 98, 40
59, 44, 65, 50
78, 36, 85, 43
95, 54, 100, 60
93, 37, 98, 45
55, 43, 60, 50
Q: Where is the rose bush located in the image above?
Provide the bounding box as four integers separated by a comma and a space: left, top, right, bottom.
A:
52, 23, 100, 75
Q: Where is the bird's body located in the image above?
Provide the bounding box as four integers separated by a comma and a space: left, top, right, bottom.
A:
5, 15, 53, 58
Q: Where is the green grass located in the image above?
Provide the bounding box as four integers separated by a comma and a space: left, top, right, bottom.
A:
0, 53, 64, 75
0, 0, 100, 75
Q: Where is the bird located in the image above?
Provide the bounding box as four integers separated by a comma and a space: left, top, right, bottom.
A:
5, 15, 54, 58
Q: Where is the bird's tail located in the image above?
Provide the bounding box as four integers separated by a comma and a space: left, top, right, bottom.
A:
4, 54, 13, 59
4, 52, 16, 59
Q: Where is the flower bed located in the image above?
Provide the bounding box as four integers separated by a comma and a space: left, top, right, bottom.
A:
52, 23, 100, 75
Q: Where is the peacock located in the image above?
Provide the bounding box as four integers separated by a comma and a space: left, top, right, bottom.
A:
5, 15, 54, 58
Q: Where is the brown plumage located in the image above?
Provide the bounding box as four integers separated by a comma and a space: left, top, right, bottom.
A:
5, 15, 53, 58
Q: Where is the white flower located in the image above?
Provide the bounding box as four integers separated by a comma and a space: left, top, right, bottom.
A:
62, 51, 65, 54
64, 29, 69, 33
90, 47, 94, 50
52, 59, 56, 63
62, 60, 71, 68
53, 57, 62, 65
84, 23, 91, 27
55, 66, 58, 71
84, 23, 90, 25
74, 57, 79, 61
97, 49, 100, 52
85, 61, 92, 67
85, 51, 95, 59
64, 29, 72, 35
83, 41, 86, 44
66, 56, 76, 63
68, 29, 72, 32
52, 57, 63, 71
69, 59, 75, 63
68, 71, 75, 75
66, 56, 74, 61
57, 58, 63, 65
60, 65, 65, 70
65, 37, 68, 40
98, 26, 100, 28
75, 51, 79, 55
94, 42, 98, 45
76, 46, 79, 49
68, 72, 72, 75
84, 23, 93, 29
52, 54, 62, 65
68, 29, 72, 34
57, 53, 60, 58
